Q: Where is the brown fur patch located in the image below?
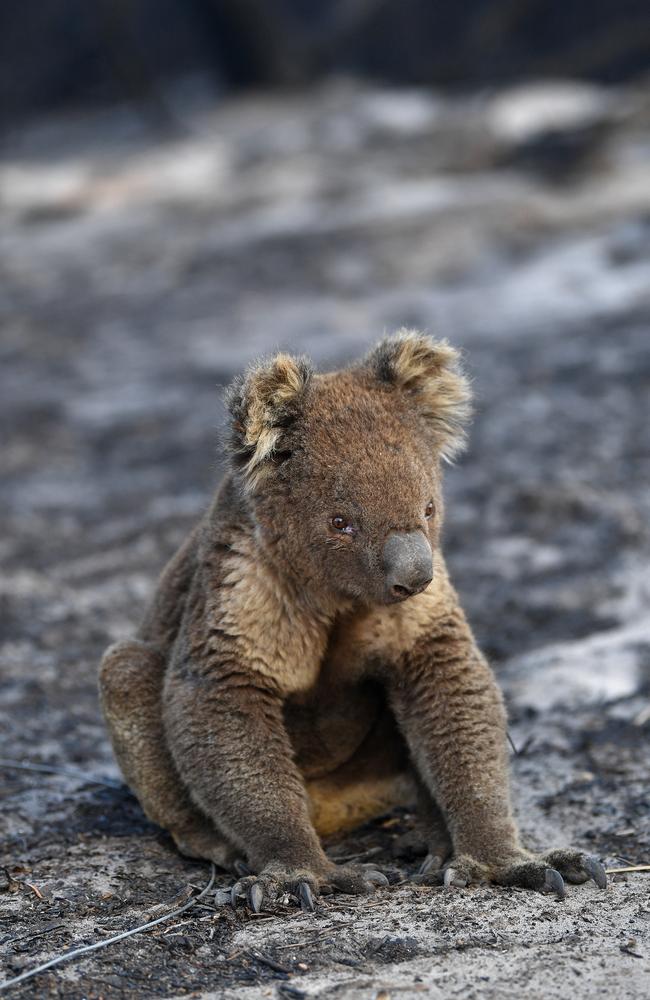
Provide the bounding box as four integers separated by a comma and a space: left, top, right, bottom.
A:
213, 535, 334, 695
307, 772, 415, 837
366, 329, 472, 461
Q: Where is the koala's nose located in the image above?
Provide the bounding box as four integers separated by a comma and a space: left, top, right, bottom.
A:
383, 530, 433, 602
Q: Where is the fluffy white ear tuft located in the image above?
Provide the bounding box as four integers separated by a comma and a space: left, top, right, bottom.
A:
226, 352, 313, 486
366, 329, 472, 460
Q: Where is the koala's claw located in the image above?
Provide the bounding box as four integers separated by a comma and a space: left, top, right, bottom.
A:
226, 861, 389, 914
249, 881, 264, 913
299, 881, 315, 912
230, 877, 269, 911
418, 853, 444, 876
364, 869, 389, 887
413, 849, 607, 900
583, 856, 608, 889
544, 868, 566, 900
227, 872, 322, 914
493, 851, 608, 899
536, 850, 608, 893
443, 867, 467, 889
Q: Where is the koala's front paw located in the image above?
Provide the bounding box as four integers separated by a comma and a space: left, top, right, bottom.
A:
223, 861, 388, 913
430, 849, 607, 900
323, 862, 390, 897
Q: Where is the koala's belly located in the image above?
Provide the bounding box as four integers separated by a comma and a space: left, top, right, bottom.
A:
288, 684, 415, 838
284, 679, 385, 779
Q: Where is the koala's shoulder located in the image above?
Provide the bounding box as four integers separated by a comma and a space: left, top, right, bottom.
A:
190, 499, 332, 695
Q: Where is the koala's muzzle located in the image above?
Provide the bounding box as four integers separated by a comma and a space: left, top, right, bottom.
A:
383, 530, 433, 602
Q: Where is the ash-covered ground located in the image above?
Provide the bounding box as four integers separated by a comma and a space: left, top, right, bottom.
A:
1, 79, 650, 999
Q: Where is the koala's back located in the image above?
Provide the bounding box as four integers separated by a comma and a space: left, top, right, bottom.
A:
137, 522, 203, 655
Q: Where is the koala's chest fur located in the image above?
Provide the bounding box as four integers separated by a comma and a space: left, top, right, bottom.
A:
215, 545, 441, 685
206, 540, 453, 781
284, 675, 383, 778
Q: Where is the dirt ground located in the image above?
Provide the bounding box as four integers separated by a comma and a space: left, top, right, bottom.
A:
1, 79, 649, 999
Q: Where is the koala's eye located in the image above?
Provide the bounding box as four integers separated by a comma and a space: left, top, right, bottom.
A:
425, 500, 435, 519
331, 515, 354, 534
271, 450, 292, 466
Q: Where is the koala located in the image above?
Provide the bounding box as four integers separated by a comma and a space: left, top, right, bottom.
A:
99, 331, 607, 911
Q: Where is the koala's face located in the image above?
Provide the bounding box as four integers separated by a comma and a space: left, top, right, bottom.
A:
273, 376, 444, 605
227, 332, 471, 606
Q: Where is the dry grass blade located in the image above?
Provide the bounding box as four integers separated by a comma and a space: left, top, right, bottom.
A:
605, 865, 650, 874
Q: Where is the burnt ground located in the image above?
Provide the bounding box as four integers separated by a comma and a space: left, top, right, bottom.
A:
1, 80, 650, 998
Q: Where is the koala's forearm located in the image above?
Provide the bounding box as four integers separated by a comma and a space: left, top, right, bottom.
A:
389, 618, 520, 863
163, 668, 329, 873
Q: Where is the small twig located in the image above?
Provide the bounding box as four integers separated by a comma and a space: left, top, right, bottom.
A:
0, 759, 121, 790
249, 950, 293, 974
23, 882, 44, 901
605, 865, 650, 874
0, 869, 44, 900
506, 731, 519, 756
162, 919, 194, 935
0, 864, 216, 992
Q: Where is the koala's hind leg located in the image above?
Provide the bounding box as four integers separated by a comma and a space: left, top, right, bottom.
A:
99, 639, 237, 870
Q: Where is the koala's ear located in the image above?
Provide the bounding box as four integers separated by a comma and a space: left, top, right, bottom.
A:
366, 330, 472, 460
226, 352, 313, 486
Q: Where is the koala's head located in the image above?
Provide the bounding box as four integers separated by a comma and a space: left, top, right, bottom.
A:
226, 331, 471, 606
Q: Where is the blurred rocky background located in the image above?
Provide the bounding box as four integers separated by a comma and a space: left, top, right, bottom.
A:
2, 0, 650, 123
1, 3, 649, 998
